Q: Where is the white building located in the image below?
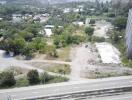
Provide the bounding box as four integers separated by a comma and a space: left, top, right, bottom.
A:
125, 9, 132, 59
12, 14, 22, 23
85, 18, 91, 26
44, 29, 53, 37
73, 21, 84, 26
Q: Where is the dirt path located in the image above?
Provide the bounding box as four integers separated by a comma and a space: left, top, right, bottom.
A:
70, 43, 101, 81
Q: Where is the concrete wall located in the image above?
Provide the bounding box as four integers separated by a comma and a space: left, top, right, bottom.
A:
126, 9, 132, 59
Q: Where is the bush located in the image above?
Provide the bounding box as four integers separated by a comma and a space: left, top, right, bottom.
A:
107, 13, 115, 17
15, 78, 29, 87
40, 72, 53, 84
0, 72, 16, 87
27, 70, 40, 85
40, 72, 69, 84
85, 27, 94, 36
46, 76, 69, 84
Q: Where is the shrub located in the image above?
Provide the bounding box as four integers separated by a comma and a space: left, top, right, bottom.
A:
40, 72, 69, 84
85, 27, 94, 36
0, 71, 16, 87
27, 70, 40, 85
40, 72, 53, 84
15, 78, 29, 87
47, 76, 69, 84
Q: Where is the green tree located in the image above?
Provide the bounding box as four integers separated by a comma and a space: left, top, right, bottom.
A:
52, 26, 63, 35
113, 17, 127, 30
85, 27, 94, 36
27, 70, 40, 85
0, 72, 16, 87
32, 37, 47, 53
5, 36, 26, 55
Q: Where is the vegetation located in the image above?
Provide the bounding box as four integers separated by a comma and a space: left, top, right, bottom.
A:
112, 17, 127, 30
85, 27, 94, 36
54, 25, 85, 48
15, 77, 29, 87
40, 72, 69, 84
46, 64, 71, 75
0, 70, 69, 89
0, 72, 16, 88
27, 70, 40, 85
57, 46, 71, 61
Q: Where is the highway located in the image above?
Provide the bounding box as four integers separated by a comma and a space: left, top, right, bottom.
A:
0, 76, 132, 100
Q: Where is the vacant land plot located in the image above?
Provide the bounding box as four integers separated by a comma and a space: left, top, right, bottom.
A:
27, 62, 71, 75
95, 42, 121, 64
82, 64, 132, 79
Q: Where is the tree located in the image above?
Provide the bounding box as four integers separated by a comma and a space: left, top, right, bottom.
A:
22, 43, 35, 59
111, 31, 121, 44
85, 27, 94, 36
113, 17, 127, 30
32, 37, 47, 53
5, 36, 26, 55
52, 26, 63, 35
0, 72, 16, 87
27, 70, 40, 85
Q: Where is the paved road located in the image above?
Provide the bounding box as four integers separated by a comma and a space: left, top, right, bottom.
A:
0, 76, 132, 100
87, 92, 132, 100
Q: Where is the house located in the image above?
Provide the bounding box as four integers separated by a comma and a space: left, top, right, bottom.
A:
45, 25, 55, 29
33, 14, 49, 23
44, 29, 53, 37
12, 14, 22, 23
63, 8, 71, 13
85, 18, 91, 26
73, 21, 84, 26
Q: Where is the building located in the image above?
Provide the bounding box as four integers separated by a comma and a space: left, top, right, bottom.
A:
125, 9, 132, 59
112, 0, 130, 5
73, 21, 84, 26
12, 14, 22, 23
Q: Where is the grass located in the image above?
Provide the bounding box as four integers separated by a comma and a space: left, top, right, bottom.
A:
46, 64, 71, 75
14, 73, 69, 88
57, 46, 71, 62
28, 62, 71, 75
15, 77, 29, 87
45, 75, 69, 84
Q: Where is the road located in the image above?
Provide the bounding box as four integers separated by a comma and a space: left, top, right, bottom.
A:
0, 76, 132, 100
87, 92, 132, 100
